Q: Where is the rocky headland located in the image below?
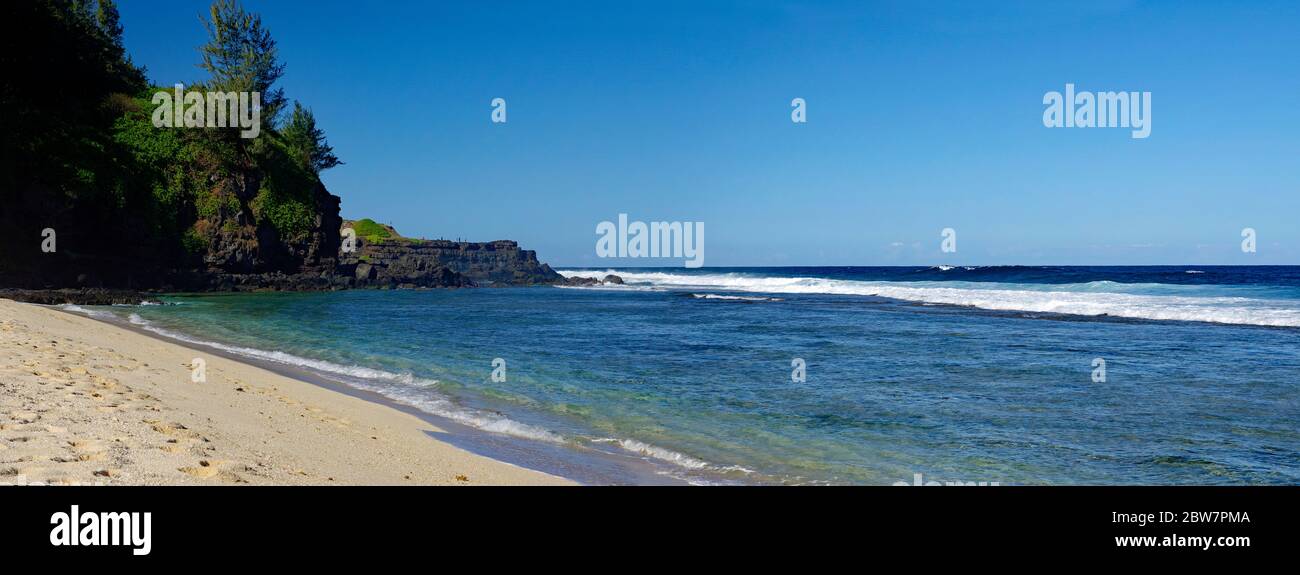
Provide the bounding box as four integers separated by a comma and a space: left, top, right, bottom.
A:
0, 2, 586, 306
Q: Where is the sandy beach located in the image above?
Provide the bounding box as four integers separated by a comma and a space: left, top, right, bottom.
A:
0, 299, 571, 486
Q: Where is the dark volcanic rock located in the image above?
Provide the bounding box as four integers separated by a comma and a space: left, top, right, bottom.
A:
354, 262, 376, 281
0, 288, 159, 306
198, 179, 342, 278
562, 276, 599, 286
0, 174, 347, 292
0, 169, 558, 293
562, 274, 624, 287
340, 236, 563, 288
164, 268, 362, 292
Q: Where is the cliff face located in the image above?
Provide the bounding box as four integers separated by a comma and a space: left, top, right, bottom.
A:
194, 176, 342, 276
182, 218, 568, 291
338, 232, 563, 288
1, 179, 561, 294
150, 173, 346, 292
0, 171, 560, 293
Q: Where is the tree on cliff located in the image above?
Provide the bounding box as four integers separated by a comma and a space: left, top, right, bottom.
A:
283, 102, 343, 174
0, 0, 346, 288
0, 0, 151, 286
199, 0, 287, 125
94, 0, 123, 43
189, 0, 343, 254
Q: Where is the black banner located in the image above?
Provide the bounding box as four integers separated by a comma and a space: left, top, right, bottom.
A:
2, 486, 1289, 563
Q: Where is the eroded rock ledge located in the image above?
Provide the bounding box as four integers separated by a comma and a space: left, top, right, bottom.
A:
340, 237, 563, 288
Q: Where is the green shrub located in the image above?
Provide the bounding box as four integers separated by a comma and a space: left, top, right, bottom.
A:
182, 227, 207, 256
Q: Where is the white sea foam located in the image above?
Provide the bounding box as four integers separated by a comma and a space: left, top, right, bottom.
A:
690, 293, 781, 302
553, 283, 661, 292
58, 304, 116, 319
590, 437, 754, 476
592, 438, 710, 469
558, 270, 1300, 327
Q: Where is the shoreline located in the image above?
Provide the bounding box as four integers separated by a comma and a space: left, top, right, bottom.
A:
96, 303, 686, 485
0, 298, 577, 486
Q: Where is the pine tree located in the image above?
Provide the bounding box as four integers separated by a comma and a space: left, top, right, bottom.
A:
95, 0, 122, 44
199, 0, 286, 123
283, 101, 342, 174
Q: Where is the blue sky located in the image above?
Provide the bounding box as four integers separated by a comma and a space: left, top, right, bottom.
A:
119, 0, 1299, 266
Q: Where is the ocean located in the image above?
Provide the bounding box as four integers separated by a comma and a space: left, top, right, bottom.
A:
69, 266, 1300, 485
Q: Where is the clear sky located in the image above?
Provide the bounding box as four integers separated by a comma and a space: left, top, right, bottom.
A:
118, 0, 1299, 266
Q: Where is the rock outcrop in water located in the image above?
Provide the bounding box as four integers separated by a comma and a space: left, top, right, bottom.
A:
562, 274, 625, 287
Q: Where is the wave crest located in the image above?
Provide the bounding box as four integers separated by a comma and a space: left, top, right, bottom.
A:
558, 270, 1300, 327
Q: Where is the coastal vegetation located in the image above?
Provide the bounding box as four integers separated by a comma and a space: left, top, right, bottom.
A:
1, 0, 342, 288
1, 0, 564, 298
349, 218, 400, 244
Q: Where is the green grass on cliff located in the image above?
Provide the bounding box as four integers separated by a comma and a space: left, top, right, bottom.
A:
349, 218, 425, 244
350, 218, 396, 243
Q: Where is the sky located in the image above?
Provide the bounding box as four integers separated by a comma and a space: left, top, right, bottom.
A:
118, 0, 1299, 266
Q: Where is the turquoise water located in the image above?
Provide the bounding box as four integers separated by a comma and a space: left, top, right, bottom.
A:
79, 266, 1300, 484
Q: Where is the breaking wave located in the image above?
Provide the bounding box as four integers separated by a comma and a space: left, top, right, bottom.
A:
558, 270, 1300, 327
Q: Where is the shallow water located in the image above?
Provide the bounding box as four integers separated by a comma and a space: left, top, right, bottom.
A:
85, 266, 1300, 485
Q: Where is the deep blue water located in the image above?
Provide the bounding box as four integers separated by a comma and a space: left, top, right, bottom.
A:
79, 266, 1300, 484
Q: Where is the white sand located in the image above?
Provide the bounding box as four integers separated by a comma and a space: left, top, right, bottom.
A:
0, 299, 572, 485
